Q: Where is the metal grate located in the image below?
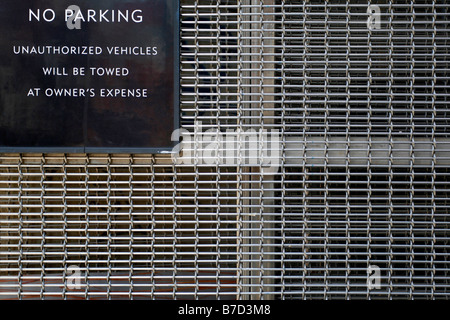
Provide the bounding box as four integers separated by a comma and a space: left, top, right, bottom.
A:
0, 0, 449, 299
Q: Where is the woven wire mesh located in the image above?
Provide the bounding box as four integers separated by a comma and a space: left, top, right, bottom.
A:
0, 0, 449, 299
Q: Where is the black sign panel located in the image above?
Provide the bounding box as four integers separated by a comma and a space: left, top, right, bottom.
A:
0, 0, 179, 153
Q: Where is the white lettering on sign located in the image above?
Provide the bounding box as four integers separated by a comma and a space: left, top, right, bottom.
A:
29, 9, 56, 22
29, 8, 143, 24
